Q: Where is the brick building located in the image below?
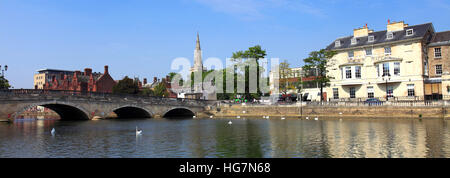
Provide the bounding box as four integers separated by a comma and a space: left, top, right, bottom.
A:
41, 65, 116, 93
427, 31, 450, 99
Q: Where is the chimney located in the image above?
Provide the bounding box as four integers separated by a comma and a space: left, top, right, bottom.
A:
104, 65, 109, 74
153, 77, 157, 83
353, 24, 371, 37
166, 75, 170, 83
387, 20, 408, 32
75, 70, 81, 76
84, 68, 92, 76
143, 78, 147, 85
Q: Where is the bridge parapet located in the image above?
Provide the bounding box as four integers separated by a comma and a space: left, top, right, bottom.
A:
0, 89, 217, 107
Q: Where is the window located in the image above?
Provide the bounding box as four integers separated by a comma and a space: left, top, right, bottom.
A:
406, 29, 413, 36
350, 87, 356, 98
387, 32, 394, 39
348, 51, 354, 58
333, 88, 339, 99
387, 86, 394, 98
368, 35, 375, 42
351, 38, 357, 45
435, 48, 442, 58
384, 46, 391, 55
335, 41, 341, 47
355, 66, 361, 79
394, 62, 400, 76
436, 65, 442, 75
407, 84, 415, 96
345, 67, 352, 79
383, 63, 390, 77
365, 48, 372, 56
367, 86, 374, 98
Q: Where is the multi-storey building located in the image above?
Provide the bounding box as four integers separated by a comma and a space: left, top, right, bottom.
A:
325, 21, 436, 101
426, 31, 450, 100
34, 69, 74, 89
269, 67, 323, 101
36, 66, 116, 93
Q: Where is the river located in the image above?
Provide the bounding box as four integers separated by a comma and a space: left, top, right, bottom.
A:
0, 118, 449, 158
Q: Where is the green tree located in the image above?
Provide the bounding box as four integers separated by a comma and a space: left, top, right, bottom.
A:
112, 76, 139, 94
0, 76, 11, 90
139, 88, 154, 96
231, 45, 267, 100
302, 49, 337, 102
153, 82, 168, 97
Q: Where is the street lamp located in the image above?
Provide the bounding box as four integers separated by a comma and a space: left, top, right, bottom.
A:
0, 65, 7, 77
382, 73, 391, 101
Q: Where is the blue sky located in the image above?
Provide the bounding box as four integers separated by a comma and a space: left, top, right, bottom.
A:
1, 0, 450, 89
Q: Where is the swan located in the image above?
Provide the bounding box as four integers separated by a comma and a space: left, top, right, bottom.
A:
193, 116, 196, 118
136, 126, 143, 135
228, 121, 233, 125
339, 112, 343, 115
306, 117, 309, 120
51, 128, 55, 135
314, 117, 318, 121
266, 116, 270, 119
281, 117, 286, 120
236, 116, 240, 119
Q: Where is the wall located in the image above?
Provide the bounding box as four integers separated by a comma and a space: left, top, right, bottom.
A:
214, 104, 450, 119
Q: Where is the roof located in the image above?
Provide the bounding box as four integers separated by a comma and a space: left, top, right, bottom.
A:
429, 31, 450, 47
326, 23, 434, 51
431, 31, 450, 42
37, 69, 74, 73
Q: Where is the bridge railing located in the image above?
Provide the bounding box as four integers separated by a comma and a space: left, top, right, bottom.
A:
0, 89, 215, 103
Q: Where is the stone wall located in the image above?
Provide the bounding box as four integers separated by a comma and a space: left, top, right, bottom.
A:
214, 104, 450, 119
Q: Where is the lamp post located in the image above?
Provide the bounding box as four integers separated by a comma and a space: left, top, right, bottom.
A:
382, 73, 391, 101
0, 65, 7, 77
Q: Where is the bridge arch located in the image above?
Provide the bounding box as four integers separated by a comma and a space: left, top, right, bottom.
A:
17, 102, 90, 120
112, 105, 152, 119
162, 107, 195, 118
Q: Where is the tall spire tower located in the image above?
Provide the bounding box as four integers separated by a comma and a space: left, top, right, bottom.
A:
192, 32, 204, 72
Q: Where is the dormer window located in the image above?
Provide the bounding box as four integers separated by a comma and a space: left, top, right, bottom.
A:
406, 29, 413, 36
335, 40, 341, 47
368, 35, 375, 42
387, 32, 394, 39
351, 38, 357, 45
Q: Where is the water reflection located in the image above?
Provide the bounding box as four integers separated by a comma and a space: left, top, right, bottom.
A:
0, 118, 449, 158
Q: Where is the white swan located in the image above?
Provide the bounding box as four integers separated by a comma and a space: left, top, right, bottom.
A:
281, 117, 286, 120
314, 117, 318, 121
228, 121, 233, 125
193, 116, 196, 118
51, 128, 55, 135
136, 126, 143, 135
306, 117, 309, 120
236, 116, 240, 119
266, 116, 270, 119
210, 115, 213, 118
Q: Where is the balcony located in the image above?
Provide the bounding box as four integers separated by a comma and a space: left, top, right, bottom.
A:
340, 79, 364, 86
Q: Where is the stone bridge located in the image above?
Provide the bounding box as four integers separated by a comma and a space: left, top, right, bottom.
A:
0, 90, 218, 121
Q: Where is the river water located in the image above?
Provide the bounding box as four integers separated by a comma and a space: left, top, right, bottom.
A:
0, 118, 449, 158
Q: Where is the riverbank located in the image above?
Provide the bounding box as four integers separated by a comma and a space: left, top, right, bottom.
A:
213, 104, 450, 119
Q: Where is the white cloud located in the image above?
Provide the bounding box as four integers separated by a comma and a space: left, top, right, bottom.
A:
194, 0, 325, 20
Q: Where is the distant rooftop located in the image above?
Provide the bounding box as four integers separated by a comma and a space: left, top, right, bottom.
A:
37, 69, 75, 73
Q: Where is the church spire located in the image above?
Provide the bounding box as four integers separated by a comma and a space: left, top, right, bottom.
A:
196, 32, 201, 50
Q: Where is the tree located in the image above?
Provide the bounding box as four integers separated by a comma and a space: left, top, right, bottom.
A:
278, 60, 296, 94
153, 82, 168, 97
112, 76, 139, 94
302, 49, 337, 102
231, 45, 267, 100
0, 76, 11, 90
139, 88, 154, 96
